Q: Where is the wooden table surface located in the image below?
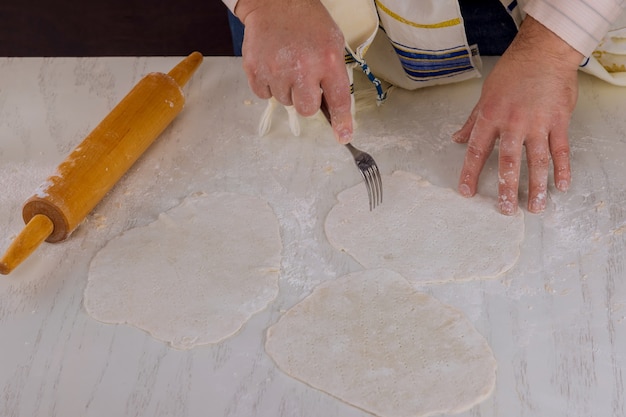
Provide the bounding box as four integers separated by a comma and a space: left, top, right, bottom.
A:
1, 56, 625, 417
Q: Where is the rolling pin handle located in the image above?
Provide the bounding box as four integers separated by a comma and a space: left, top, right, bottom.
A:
167, 51, 204, 88
0, 214, 54, 275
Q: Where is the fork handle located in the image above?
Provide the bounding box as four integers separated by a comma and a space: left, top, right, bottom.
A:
344, 142, 360, 157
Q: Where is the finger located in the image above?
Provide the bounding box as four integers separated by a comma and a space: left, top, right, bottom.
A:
241, 52, 274, 100
457, 118, 498, 198
549, 123, 571, 192
525, 135, 550, 213
453, 106, 478, 144
497, 132, 524, 215
268, 84, 294, 107
245, 77, 273, 100
321, 71, 353, 144
291, 81, 323, 117
241, 56, 294, 105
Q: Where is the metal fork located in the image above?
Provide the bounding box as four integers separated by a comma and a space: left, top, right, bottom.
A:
320, 99, 383, 210
344, 142, 383, 210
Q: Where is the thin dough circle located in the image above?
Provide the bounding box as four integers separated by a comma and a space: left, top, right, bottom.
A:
324, 171, 524, 284
265, 269, 497, 417
84, 192, 282, 349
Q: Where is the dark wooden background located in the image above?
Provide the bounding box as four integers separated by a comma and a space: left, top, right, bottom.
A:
0, 0, 235, 56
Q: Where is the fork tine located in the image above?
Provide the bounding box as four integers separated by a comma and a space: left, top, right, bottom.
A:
368, 169, 377, 211
371, 163, 383, 207
359, 168, 374, 211
367, 166, 381, 210
362, 168, 376, 211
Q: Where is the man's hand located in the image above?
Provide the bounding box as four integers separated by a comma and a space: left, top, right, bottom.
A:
454, 16, 583, 215
235, 0, 353, 144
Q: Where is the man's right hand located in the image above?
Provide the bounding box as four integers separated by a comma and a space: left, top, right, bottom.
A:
235, 0, 354, 144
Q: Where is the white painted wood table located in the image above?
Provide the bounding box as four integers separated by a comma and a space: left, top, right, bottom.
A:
1, 56, 625, 417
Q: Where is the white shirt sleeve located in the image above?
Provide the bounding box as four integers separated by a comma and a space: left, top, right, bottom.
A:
523, 0, 626, 56
222, 0, 238, 14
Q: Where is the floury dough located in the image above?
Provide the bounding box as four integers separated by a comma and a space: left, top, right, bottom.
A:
325, 171, 525, 284
265, 269, 497, 417
84, 192, 282, 349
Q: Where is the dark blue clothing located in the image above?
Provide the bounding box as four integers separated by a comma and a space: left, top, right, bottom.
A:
228, 10, 244, 56
459, 0, 518, 56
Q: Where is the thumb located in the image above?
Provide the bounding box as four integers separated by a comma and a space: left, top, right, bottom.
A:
453, 106, 479, 144
321, 80, 353, 145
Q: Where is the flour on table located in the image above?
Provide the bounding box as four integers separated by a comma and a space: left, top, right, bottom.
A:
325, 171, 524, 284
84, 192, 282, 349
265, 269, 497, 417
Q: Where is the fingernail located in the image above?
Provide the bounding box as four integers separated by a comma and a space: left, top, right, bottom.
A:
499, 200, 516, 215
529, 196, 546, 213
452, 131, 464, 143
337, 129, 351, 145
557, 180, 569, 192
458, 183, 472, 197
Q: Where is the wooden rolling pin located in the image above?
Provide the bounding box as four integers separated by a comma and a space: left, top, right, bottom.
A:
0, 52, 203, 275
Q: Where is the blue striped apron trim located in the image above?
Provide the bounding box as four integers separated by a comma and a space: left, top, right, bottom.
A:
391, 42, 474, 81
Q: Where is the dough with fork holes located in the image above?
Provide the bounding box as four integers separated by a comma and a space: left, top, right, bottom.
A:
265, 269, 497, 417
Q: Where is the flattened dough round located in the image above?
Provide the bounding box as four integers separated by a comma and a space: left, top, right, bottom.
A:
84, 192, 282, 349
325, 171, 524, 284
265, 269, 497, 417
